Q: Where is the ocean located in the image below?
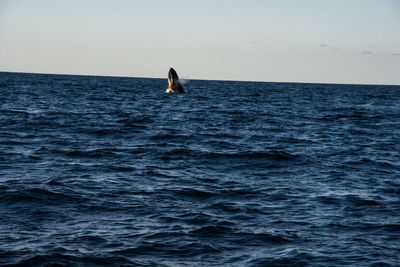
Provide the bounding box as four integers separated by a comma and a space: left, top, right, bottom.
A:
0, 72, 399, 266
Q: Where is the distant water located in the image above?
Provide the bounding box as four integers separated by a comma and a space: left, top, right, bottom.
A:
0, 72, 399, 266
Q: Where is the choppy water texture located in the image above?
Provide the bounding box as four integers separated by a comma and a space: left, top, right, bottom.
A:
0, 72, 400, 266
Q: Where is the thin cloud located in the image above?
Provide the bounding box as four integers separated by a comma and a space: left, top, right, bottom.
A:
388, 53, 400, 56
362, 51, 373, 55
318, 44, 340, 50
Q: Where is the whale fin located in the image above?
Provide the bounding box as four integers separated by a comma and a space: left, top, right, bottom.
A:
166, 67, 185, 93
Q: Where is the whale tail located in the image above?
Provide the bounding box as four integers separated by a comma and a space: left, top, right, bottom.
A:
166, 67, 185, 93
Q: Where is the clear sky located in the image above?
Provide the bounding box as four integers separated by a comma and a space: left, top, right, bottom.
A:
1, 0, 399, 85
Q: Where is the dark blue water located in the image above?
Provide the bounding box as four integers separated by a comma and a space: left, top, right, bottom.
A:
0, 72, 399, 266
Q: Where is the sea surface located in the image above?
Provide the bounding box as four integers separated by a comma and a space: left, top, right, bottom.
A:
0, 72, 399, 266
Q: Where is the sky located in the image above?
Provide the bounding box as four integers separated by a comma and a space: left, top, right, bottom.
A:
0, 0, 399, 85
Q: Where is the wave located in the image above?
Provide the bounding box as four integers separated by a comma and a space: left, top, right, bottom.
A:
2, 253, 136, 267
157, 147, 300, 162
1, 187, 88, 206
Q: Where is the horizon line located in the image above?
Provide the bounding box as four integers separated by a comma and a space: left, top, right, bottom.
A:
0, 70, 399, 87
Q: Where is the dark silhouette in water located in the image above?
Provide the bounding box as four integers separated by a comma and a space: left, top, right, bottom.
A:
166, 67, 185, 93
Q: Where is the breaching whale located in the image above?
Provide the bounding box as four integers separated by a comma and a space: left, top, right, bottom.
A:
166, 67, 185, 93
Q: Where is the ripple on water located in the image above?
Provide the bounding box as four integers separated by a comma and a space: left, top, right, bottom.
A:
1, 73, 400, 266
